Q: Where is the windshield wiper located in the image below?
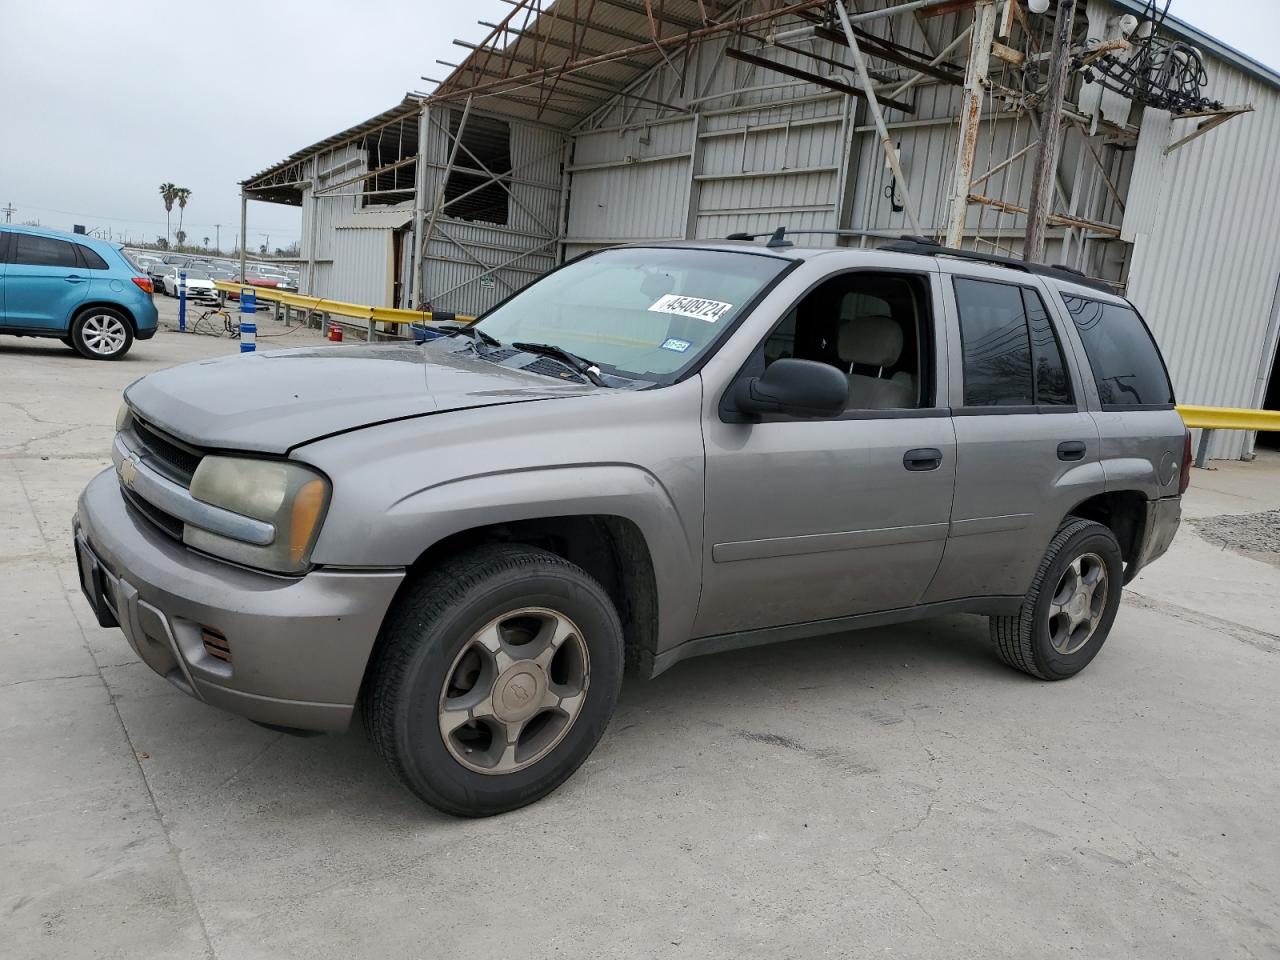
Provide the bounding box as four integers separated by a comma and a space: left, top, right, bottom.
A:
511, 342, 606, 387
454, 325, 502, 348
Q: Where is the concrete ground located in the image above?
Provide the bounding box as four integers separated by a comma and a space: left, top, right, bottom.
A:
2, 311, 1278, 959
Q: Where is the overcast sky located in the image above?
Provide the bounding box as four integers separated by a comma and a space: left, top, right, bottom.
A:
2, 0, 1276, 251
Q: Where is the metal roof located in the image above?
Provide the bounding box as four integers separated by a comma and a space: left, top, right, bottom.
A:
241, 95, 420, 201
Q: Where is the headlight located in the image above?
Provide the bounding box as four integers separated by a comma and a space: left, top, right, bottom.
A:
115, 402, 132, 432
186, 456, 330, 574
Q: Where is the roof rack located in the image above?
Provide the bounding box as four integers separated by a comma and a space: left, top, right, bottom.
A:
724, 227, 1114, 293
875, 237, 1114, 292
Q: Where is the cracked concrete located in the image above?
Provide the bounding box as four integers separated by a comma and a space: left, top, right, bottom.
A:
2, 305, 1279, 959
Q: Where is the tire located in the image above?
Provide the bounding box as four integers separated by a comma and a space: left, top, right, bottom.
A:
70, 307, 134, 360
362, 544, 625, 817
990, 518, 1123, 681
59, 335, 75, 349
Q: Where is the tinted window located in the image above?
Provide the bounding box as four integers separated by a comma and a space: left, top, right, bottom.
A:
12, 234, 80, 268
955, 278, 1033, 406
1023, 288, 1072, 405
1062, 295, 1174, 407
79, 246, 110, 270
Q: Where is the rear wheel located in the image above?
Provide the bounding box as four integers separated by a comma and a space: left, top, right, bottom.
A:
990, 518, 1123, 680
362, 544, 624, 817
71, 308, 134, 360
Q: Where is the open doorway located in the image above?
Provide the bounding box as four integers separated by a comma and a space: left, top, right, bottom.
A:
1257, 332, 1280, 450
1256, 275, 1280, 451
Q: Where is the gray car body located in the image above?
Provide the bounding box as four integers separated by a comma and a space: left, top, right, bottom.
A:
74, 242, 1185, 732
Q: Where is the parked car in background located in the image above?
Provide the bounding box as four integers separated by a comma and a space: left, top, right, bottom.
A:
74, 235, 1189, 815
160, 266, 218, 302
0, 224, 157, 359
145, 260, 170, 290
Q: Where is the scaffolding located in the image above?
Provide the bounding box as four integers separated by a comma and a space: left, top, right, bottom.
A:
239, 0, 1257, 311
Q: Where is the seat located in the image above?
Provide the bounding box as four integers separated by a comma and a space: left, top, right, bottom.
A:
837, 301, 914, 410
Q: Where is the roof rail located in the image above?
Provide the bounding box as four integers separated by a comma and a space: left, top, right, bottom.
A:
878, 236, 1114, 292
723, 227, 1114, 293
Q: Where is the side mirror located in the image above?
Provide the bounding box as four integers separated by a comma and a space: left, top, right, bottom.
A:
727, 358, 849, 421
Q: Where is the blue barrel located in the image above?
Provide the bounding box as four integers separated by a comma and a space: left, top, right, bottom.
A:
240, 321, 257, 353
240, 287, 256, 314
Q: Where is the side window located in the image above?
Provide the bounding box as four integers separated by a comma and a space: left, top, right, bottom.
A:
761, 271, 932, 412
1061, 295, 1174, 408
954, 278, 1074, 408
11, 234, 80, 269
78, 245, 110, 270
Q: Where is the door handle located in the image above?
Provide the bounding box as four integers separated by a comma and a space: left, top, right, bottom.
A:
64, 275, 86, 283
1057, 441, 1087, 462
903, 448, 943, 472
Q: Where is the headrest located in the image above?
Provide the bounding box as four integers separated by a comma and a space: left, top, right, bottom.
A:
838, 312, 902, 367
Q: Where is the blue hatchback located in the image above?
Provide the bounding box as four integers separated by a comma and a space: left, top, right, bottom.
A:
0, 225, 159, 360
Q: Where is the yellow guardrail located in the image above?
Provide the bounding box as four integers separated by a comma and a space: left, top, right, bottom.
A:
1177, 405, 1280, 467
213, 281, 476, 328
1177, 404, 1280, 431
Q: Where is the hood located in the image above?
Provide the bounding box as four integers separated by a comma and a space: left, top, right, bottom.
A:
125, 340, 600, 454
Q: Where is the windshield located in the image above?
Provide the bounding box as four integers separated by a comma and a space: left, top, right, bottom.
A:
182, 269, 211, 280
473, 247, 790, 383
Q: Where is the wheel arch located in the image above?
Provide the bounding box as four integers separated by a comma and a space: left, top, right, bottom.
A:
72, 300, 137, 333
1064, 490, 1147, 576
383, 513, 661, 677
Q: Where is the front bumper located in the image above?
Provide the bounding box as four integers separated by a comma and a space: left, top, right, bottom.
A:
74, 468, 404, 731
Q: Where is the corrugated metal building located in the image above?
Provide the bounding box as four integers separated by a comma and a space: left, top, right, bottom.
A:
241, 0, 1280, 459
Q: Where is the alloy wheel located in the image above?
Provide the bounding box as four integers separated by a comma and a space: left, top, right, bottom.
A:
438, 607, 590, 775
81, 314, 129, 356
1047, 552, 1109, 655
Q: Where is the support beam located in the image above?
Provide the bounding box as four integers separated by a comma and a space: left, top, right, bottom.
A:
724, 48, 915, 114
238, 189, 247, 282
420, 95, 472, 299
945, 0, 998, 247
969, 193, 1120, 238
834, 0, 923, 233
1024, 0, 1077, 262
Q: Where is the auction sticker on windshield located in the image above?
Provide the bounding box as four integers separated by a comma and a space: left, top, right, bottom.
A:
648, 294, 734, 323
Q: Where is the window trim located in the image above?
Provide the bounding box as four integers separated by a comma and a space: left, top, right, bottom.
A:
1058, 291, 1177, 410
723, 266, 941, 423
951, 274, 1077, 412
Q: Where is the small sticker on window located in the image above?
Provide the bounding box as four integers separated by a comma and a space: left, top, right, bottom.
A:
648, 293, 734, 323
660, 337, 692, 353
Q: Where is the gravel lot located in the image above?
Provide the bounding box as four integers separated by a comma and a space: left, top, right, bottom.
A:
2, 314, 1279, 959
1193, 508, 1280, 566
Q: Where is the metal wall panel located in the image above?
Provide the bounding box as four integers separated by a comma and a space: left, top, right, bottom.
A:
1126, 64, 1280, 459
417, 107, 565, 315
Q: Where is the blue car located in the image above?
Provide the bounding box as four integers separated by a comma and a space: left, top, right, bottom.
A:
0, 225, 159, 360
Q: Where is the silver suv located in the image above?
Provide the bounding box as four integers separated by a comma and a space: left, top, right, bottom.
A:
74, 235, 1189, 817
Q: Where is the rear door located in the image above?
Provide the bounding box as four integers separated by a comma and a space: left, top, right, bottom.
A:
922, 265, 1105, 602
3, 232, 90, 330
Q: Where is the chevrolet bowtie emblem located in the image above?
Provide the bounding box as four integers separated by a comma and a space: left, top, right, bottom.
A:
119, 457, 140, 489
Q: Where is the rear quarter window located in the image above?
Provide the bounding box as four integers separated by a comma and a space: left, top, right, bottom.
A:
1060, 294, 1174, 409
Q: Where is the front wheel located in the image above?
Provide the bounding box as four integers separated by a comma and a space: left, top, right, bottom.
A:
990, 518, 1124, 680
71, 308, 134, 360
362, 544, 624, 817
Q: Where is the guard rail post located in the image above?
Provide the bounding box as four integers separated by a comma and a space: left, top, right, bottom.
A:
1194, 429, 1214, 469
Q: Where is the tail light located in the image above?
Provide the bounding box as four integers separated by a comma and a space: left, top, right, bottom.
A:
1179, 427, 1193, 494
132, 277, 154, 295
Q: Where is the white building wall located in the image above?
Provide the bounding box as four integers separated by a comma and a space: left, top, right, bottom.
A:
1125, 62, 1280, 459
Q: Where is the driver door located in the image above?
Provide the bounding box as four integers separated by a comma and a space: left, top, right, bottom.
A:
694, 268, 956, 637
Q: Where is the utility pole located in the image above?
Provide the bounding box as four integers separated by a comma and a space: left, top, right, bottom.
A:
239, 190, 248, 281
1, 202, 14, 223
215, 224, 221, 254
945, 0, 998, 247
1023, 0, 1077, 263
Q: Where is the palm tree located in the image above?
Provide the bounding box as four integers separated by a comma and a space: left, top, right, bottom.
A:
202, 236, 209, 249
174, 187, 192, 246
158, 183, 177, 247
175, 230, 187, 248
